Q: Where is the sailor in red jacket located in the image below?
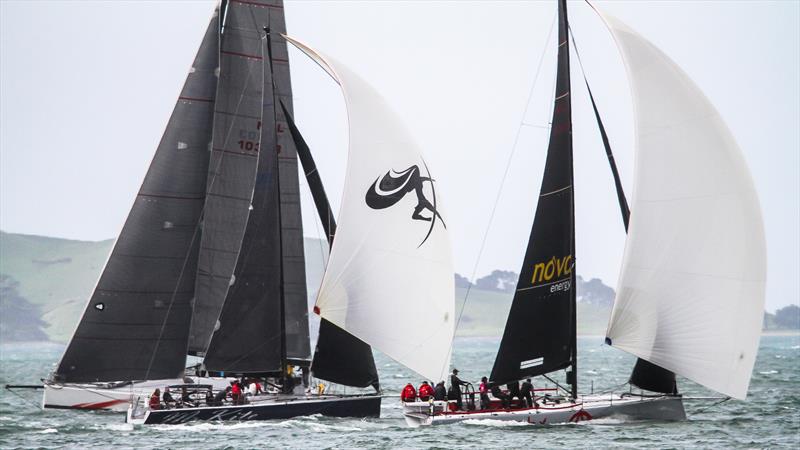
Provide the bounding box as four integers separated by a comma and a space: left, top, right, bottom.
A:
418, 381, 435, 401
401, 383, 417, 403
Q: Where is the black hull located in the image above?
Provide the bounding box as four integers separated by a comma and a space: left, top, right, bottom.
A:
137, 395, 381, 425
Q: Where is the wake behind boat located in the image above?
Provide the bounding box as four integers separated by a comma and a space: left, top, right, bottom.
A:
403, 0, 765, 427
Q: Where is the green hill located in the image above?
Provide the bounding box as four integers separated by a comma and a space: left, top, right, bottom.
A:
4, 231, 792, 343
0, 231, 113, 342
0, 231, 330, 342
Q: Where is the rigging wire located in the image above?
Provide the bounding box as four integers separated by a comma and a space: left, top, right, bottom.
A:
449, 11, 558, 357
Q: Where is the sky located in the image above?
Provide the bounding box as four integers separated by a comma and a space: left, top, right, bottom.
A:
1, 0, 797, 312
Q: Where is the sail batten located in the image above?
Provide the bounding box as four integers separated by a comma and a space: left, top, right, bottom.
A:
597, 7, 766, 400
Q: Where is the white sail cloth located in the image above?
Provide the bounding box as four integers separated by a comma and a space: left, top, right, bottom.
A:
285, 36, 454, 383
598, 10, 767, 399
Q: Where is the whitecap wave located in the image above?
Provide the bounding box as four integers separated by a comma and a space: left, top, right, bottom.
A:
759, 370, 779, 375
152, 421, 268, 432
91, 423, 134, 432
39, 428, 58, 434
463, 419, 531, 427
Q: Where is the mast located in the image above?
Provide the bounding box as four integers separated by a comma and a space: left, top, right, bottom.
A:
488, 0, 577, 398
280, 102, 380, 390
265, 27, 287, 378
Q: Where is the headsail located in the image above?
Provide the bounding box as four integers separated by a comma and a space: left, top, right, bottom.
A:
54, 8, 220, 382
188, 0, 268, 355
285, 36, 454, 383
597, 7, 767, 400
203, 3, 311, 372
489, 0, 576, 394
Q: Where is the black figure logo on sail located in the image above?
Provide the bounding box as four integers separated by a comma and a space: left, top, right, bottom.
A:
365, 162, 445, 247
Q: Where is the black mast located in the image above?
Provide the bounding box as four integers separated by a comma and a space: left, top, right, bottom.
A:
265, 28, 289, 381
489, 0, 577, 399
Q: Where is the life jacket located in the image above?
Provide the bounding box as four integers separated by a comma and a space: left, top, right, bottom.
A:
418, 383, 434, 400
479, 382, 488, 394
149, 394, 160, 410
401, 384, 417, 402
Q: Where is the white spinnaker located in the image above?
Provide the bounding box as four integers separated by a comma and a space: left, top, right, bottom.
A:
596, 10, 766, 399
285, 36, 454, 383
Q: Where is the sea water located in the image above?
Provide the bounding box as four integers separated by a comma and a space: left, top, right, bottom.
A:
1, 336, 798, 449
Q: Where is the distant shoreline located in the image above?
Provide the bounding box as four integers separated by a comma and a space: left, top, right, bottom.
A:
455, 331, 800, 339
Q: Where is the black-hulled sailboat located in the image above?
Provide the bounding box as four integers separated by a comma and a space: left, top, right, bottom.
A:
403, 0, 766, 427
45, 0, 390, 421
124, 4, 456, 424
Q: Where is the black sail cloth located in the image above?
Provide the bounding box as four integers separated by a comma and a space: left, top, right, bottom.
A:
55, 12, 220, 382
489, 0, 576, 389
204, 6, 311, 373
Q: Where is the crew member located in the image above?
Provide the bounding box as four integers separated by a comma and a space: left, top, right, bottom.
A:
490, 384, 510, 409
418, 381, 434, 401
520, 378, 536, 407
479, 377, 491, 410
449, 369, 469, 410
212, 387, 228, 406
162, 387, 175, 408
149, 388, 161, 410
401, 383, 417, 403
433, 381, 447, 401
506, 380, 523, 408
231, 380, 242, 405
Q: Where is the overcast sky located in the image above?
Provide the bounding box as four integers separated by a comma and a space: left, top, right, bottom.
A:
1, 0, 797, 312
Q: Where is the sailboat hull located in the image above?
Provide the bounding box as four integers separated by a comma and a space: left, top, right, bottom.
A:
403, 394, 685, 427
42, 377, 233, 412
127, 394, 382, 425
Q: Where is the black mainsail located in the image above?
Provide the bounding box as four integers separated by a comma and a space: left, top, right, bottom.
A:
188, 0, 267, 355
54, 11, 220, 382
489, 0, 577, 397
203, 3, 310, 373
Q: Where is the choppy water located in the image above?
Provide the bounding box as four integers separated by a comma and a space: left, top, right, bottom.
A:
1, 336, 798, 449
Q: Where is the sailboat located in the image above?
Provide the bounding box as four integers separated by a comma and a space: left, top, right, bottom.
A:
43, 0, 396, 420
403, 0, 766, 427
123, 21, 454, 427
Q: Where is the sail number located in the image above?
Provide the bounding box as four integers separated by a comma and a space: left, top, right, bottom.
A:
238, 128, 259, 152
238, 140, 259, 151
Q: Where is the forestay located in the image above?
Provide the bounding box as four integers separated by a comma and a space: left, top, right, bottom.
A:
285, 36, 454, 383
599, 9, 767, 399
